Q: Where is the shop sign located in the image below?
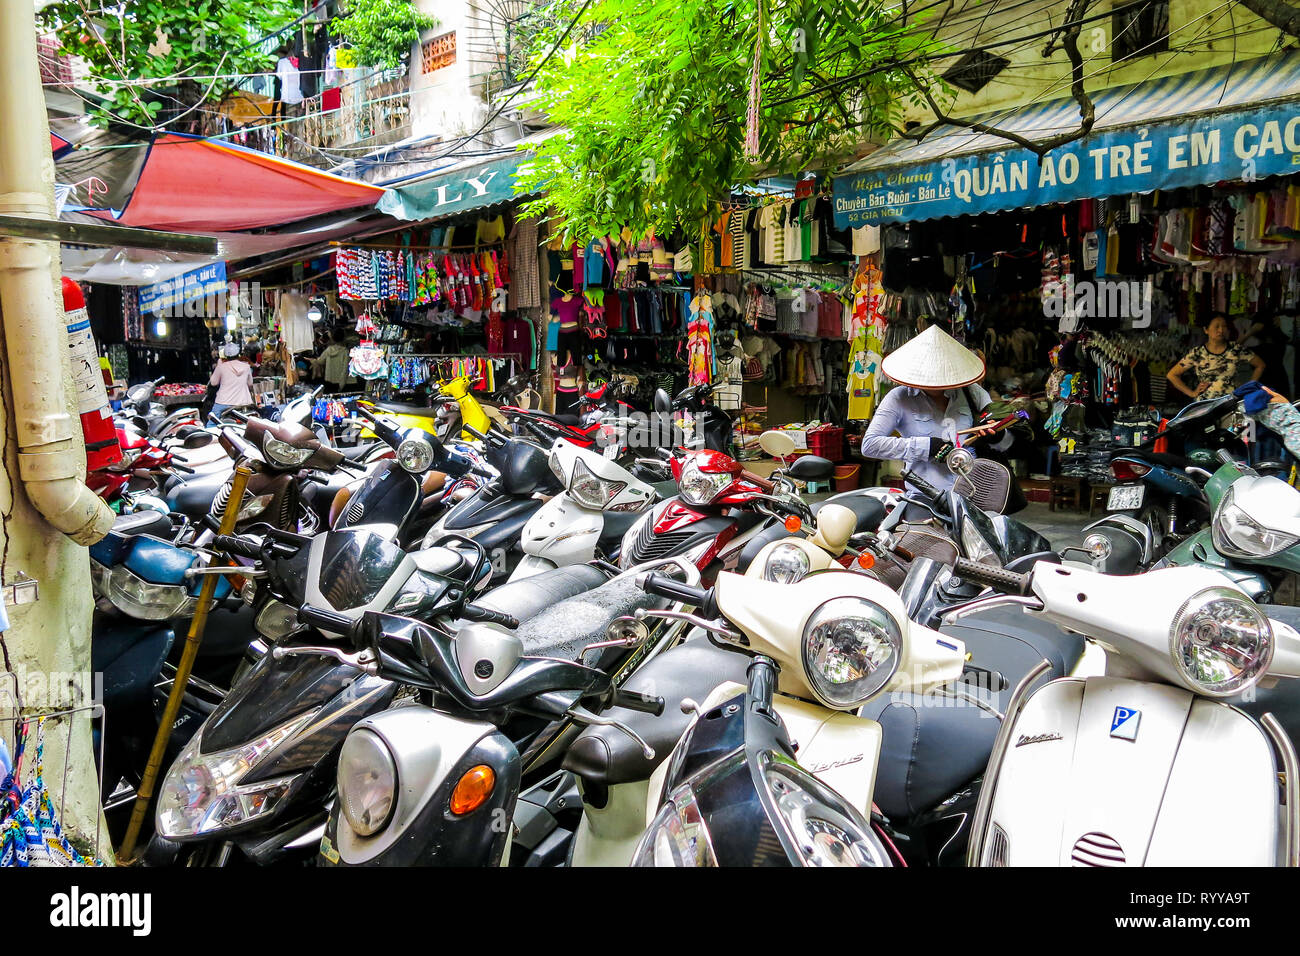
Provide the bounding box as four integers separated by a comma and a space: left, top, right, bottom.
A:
138, 261, 227, 315
832, 102, 1300, 227
378, 153, 533, 221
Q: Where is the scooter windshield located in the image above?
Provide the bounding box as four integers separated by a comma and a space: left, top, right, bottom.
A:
316, 530, 409, 611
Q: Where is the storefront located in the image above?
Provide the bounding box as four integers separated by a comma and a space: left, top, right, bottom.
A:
826, 49, 1300, 495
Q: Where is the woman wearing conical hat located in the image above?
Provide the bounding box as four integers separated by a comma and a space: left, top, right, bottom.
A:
859, 325, 1010, 496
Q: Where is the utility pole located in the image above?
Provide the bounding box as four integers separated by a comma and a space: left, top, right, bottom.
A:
0, 0, 115, 861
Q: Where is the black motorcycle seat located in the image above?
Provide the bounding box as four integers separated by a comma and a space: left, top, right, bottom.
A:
166, 472, 228, 520
598, 509, 646, 548
111, 510, 173, 538
860, 605, 1085, 821
511, 574, 662, 661
562, 637, 751, 787
340, 442, 380, 461
475, 565, 609, 627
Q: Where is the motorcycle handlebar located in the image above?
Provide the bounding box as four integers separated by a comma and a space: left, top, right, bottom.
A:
299, 604, 358, 636
901, 469, 945, 502
169, 461, 195, 474
612, 688, 665, 716
636, 572, 718, 618
459, 604, 520, 629
951, 557, 1032, 596
213, 534, 262, 560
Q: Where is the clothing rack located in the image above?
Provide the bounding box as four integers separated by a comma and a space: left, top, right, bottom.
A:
329, 240, 507, 252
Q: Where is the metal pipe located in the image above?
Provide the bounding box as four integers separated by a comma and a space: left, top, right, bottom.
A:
118, 465, 254, 861
0, 0, 113, 544
1261, 713, 1300, 867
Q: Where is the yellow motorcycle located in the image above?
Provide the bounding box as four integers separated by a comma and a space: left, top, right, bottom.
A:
361, 375, 506, 441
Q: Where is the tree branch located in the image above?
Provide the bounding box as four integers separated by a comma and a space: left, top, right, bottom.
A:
898, 0, 1095, 160
1236, 0, 1300, 38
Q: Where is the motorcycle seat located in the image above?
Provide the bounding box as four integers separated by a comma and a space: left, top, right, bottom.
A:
1111, 448, 1190, 471
340, 442, 380, 462
371, 401, 439, 417
510, 575, 661, 662
860, 604, 1085, 821
598, 509, 647, 550
110, 510, 174, 538
474, 564, 610, 627
562, 636, 751, 787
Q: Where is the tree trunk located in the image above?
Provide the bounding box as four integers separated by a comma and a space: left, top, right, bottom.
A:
1236, 0, 1300, 38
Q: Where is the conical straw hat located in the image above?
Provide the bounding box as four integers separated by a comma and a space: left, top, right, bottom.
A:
880, 324, 985, 389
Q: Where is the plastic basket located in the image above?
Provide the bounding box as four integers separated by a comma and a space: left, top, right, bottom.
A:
807, 426, 845, 461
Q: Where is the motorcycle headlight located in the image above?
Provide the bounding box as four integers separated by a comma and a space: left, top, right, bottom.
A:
764, 543, 811, 583
156, 709, 316, 838
238, 493, 273, 522
1169, 586, 1274, 697
1212, 486, 1300, 558
568, 457, 627, 510
802, 597, 902, 708
397, 434, 435, 474
336, 728, 397, 837
631, 784, 717, 867
254, 598, 305, 641
619, 511, 653, 568
548, 448, 566, 485
958, 517, 1000, 566
763, 756, 891, 867
106, 564, 195, 620
90, 559, 113, 598
263, 436, 313, 467
678, 459, 731, 506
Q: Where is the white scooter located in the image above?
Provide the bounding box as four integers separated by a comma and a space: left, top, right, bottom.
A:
509, 439, 657, 581
949, 556, 1300, 866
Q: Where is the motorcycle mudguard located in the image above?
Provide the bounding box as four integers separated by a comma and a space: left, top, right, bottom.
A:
321, 708, 520, 867
94, 622, 174, 707
977, 676, 1279, 866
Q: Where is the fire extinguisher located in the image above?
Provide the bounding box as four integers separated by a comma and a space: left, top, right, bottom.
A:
62, 277, 123, 471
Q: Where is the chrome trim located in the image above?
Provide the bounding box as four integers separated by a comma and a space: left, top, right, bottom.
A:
966, 658, 1052, 868
940, 594, 1043, 627
1262, 712, 1300, 867
635, 607, 743, 641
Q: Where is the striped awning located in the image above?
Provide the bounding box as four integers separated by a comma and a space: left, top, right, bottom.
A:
832, 50, 1300, 226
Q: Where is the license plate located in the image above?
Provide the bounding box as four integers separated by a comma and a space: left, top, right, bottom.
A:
1107, 483, 1145, 510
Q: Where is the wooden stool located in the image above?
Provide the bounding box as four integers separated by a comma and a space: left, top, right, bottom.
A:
1049, 476, 1083, 512
1088, 483, 1114, 517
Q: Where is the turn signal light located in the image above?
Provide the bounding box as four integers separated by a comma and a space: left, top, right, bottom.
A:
450, 765, 496, 816
857, 552, 875, 569
784, 515, 803, 533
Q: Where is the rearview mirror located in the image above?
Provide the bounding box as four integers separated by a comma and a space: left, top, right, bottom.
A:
759, 430, 797, 459
788, 455, 834, 482
654, 388, 672, 414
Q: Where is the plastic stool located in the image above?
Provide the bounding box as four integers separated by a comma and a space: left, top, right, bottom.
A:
805, 480, 831, 494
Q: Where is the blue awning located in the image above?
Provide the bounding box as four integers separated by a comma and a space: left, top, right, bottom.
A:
832, 51, 1300, 227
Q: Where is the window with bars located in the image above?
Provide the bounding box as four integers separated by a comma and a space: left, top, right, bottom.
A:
1111, 0, 1170, 62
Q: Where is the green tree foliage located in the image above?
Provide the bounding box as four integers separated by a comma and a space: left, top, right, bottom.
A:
514, 0, 940, 243
329, 0, 439, 70
39, 0, 300, 128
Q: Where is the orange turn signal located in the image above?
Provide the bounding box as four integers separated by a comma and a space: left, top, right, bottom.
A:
450, 765, 496, 816
784, 515, 802, 533
857, 552, 875, 569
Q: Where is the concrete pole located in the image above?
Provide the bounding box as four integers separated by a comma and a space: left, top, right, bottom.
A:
0, 0, 114, 861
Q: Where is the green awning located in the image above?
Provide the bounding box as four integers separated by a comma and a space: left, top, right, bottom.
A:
378, 152, 535, 222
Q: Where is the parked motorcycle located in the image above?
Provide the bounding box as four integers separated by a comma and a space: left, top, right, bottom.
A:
952, 556, 1300, 866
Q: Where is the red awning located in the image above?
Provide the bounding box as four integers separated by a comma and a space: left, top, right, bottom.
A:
86, 133, 385, 232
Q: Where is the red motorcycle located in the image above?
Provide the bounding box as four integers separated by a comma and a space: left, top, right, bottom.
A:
88, 421, 198, 507
616, 443, 887, 580
500, 379, 634, 455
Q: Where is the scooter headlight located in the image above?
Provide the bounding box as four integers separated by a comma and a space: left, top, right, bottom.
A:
336, 728, 397, 837
156, 708, 317, 838
263, 436, 313, 467
763, 756, 891, 867
254, 598, 304, 641
396, 434, 435, 474
763, 543, 811, 583
631, 784, 717, 867
568, 458, 627, 510
619, 511, 653, 569
802, 597, 902, 708
1212, 486, 1300, 558
237, 493, 273, 522
1169, 586, 1273, 697
678, 459, 731, 506
106, 565, 196, 620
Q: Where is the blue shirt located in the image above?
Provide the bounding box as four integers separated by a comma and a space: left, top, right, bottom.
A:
860, 384, 1008, 492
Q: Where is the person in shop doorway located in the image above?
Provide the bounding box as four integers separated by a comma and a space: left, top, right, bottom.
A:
313, 330, 351, 393
858, 325, 1011, 508
1166, 314, 1264, 401
208, 342, 255, 424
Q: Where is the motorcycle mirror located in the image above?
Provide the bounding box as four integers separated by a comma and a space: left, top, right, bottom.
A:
759, 430, 798, 460
653, 388, 672, 415
947, 446, 976, 477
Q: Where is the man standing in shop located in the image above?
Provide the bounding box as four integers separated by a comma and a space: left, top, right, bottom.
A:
1166, 314, 1265, 400
859, 325, 1008, 498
